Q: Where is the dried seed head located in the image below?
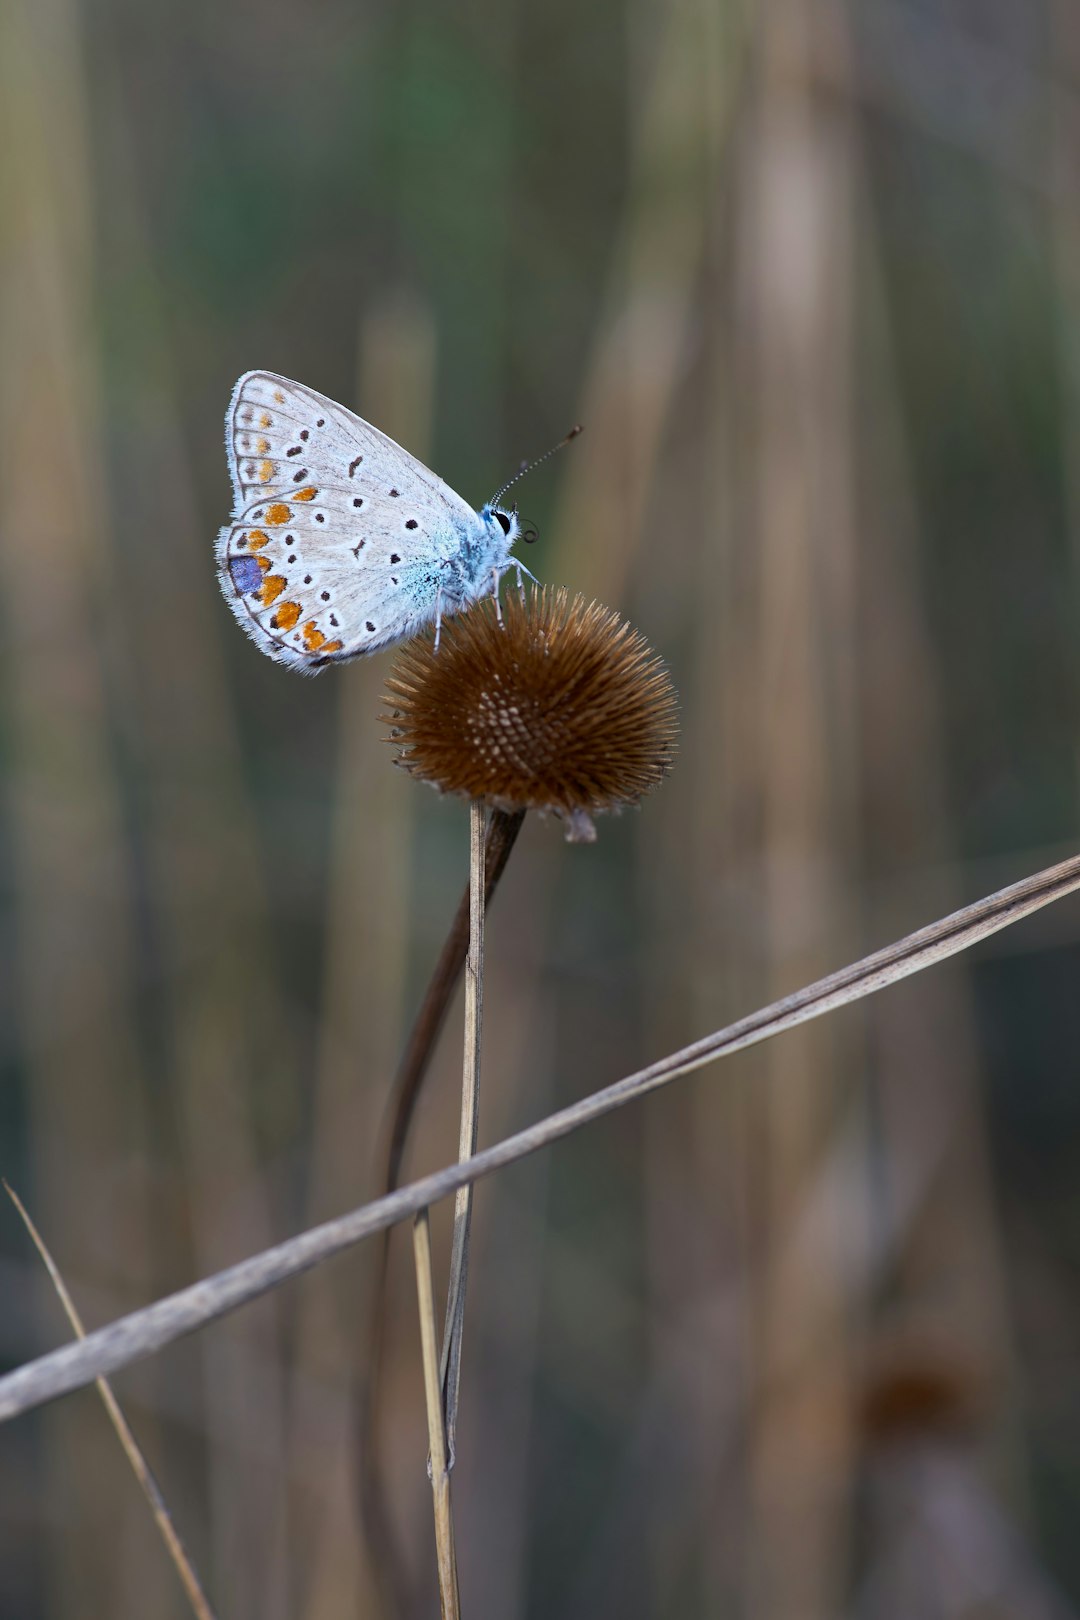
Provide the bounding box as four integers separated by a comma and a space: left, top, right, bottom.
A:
384, 587, 678, 839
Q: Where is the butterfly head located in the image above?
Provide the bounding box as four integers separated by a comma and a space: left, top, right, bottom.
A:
476, 424, 581, 569
474, 501, 519, 561
485, 504, 538, 544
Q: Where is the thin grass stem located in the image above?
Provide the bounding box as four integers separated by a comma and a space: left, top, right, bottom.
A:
378, 807, 524, 1202
357, 806, 523, 1592
3, 1182, 218, 1620
412, 1209, 461, 1619
4, 846, 1080, 1421
439, 799, 486, 1458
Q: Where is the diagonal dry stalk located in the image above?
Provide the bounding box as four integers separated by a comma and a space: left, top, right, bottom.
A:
4, 846, 1080, 1423
439, 799, 486, 1458
4, 1183, 218, 1620
412, 1209, 461, 1619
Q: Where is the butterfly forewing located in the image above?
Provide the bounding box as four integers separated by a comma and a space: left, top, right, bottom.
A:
227, 372, 470, 517
218, 371, 487, 671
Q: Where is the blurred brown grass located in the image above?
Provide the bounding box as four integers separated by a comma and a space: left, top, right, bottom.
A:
3, 0, 1080, 1616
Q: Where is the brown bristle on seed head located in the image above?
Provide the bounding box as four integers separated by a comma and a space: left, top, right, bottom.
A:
383, 587, 678, 839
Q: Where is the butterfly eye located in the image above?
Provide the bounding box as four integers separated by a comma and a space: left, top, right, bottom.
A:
493, 510, 511, 535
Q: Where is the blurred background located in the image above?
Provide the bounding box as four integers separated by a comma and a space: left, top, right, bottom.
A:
3, 0, 1080, 1615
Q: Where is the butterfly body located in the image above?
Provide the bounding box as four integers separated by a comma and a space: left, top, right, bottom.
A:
216, 371, 522, 672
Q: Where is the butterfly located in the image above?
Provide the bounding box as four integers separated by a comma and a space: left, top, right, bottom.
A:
216, 371, 550, 674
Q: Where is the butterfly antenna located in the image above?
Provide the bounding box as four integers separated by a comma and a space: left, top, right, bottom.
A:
490, 424, 582, 508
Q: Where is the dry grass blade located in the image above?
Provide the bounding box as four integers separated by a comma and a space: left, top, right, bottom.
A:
2, 847, 1080, 1423
413, 1210, 461, 1619
3, 1182, 218, 1620
374, 808, 526, 1208
356, 804, 524, 1599
439, 799, 486, 1457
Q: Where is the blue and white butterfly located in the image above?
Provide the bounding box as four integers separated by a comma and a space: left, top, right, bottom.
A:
216, 371, 559, 673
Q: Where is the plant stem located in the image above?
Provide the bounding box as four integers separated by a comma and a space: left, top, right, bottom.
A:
439, 799, 486, 1459
357, 806, 523, 1612
412, 1209, 461, 1619
380, 808, 524, 1201
4, 1182, 218, 1620
10, 843, 1080, 1421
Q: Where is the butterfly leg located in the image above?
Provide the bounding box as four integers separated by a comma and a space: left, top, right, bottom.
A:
434, 587, 443, 653
490, 566, 504, 626
512, 559, 538, 601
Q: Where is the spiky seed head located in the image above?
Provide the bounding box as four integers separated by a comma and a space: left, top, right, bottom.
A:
383, 587, 678, 840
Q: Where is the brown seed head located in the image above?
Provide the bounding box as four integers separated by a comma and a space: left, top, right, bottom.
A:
383, 587, 678, 839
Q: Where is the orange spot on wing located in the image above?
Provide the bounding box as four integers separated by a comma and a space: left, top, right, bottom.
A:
293, 487, 317, 502
258, 575, 287, 607
257, 556, 271, 571
258, 459, 274, 483
265, 504, 290, 525
302, 620, 326, 652
272, 601, 302, 630
256, 437, 270, 454
321, 639, 344, 654
246, 529, 270, 549
273, 389, 285, 404
259, 411, 272, 428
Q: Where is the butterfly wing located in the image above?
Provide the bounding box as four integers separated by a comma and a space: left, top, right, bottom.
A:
217, 371, 485, 671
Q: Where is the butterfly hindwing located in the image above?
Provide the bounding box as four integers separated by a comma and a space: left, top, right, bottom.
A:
218, 494, 452, 669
